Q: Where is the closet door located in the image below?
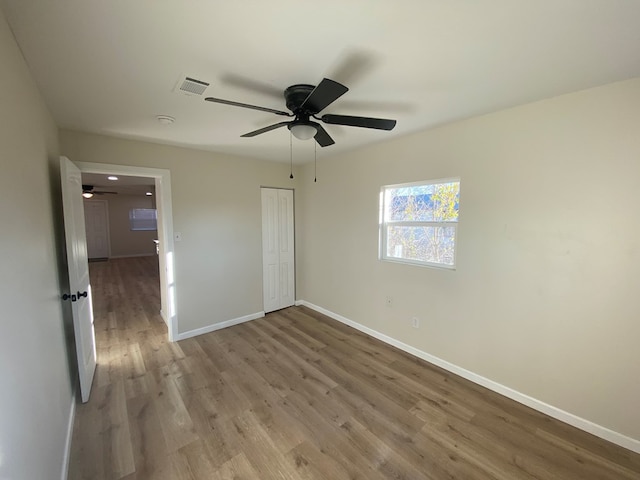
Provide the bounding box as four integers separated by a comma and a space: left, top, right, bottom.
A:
261, 188, 295, 313
84, 199, 110, 259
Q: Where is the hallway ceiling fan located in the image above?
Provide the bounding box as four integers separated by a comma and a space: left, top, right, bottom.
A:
205, 78, 397, 147
82, 184, 117, 198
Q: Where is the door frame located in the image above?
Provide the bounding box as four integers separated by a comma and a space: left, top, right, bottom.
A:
76, 161, 179, 342
83, 198, 111, 259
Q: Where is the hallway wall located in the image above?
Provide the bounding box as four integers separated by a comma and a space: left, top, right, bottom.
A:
0, 7, 74, 480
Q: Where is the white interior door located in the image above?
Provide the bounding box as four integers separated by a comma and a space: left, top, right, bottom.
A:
84, 199, 110, 259
261, 188, 295, 313
60, 156, 97, 403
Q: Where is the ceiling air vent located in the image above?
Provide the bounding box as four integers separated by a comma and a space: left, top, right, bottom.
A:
176, 76, 210, 96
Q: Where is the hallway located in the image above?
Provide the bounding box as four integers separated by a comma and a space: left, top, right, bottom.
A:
68, 256, 173, 478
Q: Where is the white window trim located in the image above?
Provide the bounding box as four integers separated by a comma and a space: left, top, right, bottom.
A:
379, 177, 460, 270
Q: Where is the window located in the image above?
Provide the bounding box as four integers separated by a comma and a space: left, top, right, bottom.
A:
129, 208, 157, 231
380, 178, 460, 268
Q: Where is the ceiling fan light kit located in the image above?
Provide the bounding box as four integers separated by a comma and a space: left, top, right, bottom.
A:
289, 123, 317, 140
205, 77, 397, 148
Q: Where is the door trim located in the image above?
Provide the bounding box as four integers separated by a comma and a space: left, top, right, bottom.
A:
75, 161, 179, 342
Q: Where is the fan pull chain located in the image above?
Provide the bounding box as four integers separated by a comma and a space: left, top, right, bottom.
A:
289, 132, 294, 179
314, 141, 317, 183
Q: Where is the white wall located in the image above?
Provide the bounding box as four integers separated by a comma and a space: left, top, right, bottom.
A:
297, 78, 640, 442
60, 130, 300, 335
0, 8, 74, 480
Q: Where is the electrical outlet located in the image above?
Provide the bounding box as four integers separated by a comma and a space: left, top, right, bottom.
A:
411, 317, 420, 328
385, 296, 393, 307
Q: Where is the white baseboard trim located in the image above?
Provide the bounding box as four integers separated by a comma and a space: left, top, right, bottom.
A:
60, 398, 76, 480
297, 300, 640, 454
109, 253, 156, 259
175, 311, 265, 341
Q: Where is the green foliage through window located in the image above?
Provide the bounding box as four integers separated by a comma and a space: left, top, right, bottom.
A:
380, 179, 460, 268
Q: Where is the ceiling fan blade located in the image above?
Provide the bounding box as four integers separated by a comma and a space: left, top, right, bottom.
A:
219, 73, 283, 99
241, 121, 291, 137
205, 97, 292, 117
328, 49, 379, 87
94, 191, 117, 195
300, 78, 348, 114
313, 123, 335, 147
320, 114, 396, 131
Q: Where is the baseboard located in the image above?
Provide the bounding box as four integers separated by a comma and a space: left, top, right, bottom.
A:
109, 253, 156, 259
60, 398, 76, 480
175, 311, 265, 341
297, 300, 640, 454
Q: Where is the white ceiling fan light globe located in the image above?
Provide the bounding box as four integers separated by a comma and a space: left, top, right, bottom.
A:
289, 124, 317, 140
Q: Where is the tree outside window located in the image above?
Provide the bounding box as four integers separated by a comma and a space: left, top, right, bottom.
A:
380, 179, 460, 268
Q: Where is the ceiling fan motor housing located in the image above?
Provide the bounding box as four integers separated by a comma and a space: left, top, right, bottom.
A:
284, 84, 315, 115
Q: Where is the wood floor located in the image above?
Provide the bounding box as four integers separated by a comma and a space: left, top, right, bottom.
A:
68, 256, 640, 479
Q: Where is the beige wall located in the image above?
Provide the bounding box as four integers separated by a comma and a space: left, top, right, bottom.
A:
60, 130, 300, 334
297, 78, 640, 441
88, 194, 157, 257
0, 8, 74, 480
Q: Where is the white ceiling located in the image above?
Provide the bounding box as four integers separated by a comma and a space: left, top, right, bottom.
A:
3, 1, 640, 163
82, 173, 154, 196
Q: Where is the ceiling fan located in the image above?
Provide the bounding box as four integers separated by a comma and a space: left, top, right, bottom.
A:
82, 184, 117, 198
205, 78, 396, 147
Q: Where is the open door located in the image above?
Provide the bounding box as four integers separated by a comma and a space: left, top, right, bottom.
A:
60, 156, 97, 402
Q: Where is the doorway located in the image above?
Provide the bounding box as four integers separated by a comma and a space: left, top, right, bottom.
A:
76, 161, 178, 341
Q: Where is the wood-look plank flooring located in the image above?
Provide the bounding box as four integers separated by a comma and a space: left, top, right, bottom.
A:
68, 256, 640, 479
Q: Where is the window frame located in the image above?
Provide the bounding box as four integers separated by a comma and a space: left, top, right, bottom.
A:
379, 177, 460, 270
